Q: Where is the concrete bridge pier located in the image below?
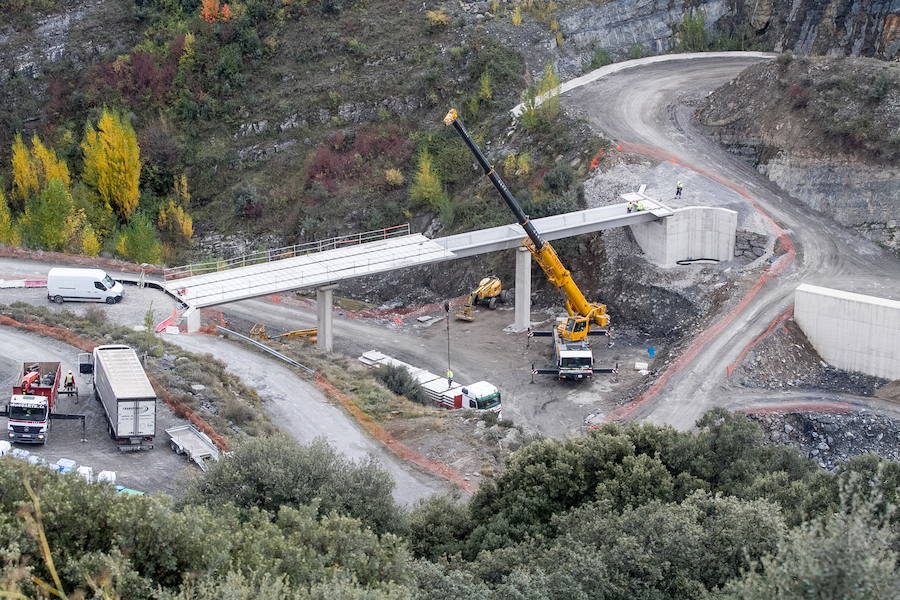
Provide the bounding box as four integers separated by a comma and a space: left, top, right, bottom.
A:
511, 247, 532, 332
316, 285, 338, 352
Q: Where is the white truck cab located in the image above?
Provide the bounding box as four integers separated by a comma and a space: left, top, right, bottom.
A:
47, 267, 124, 304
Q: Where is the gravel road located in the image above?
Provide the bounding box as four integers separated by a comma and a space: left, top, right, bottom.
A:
564, 53, 900, 428
162, 332, 452, 505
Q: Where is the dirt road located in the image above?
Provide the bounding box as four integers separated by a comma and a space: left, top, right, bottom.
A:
564, 54, 900, 428
162, 332, 452, 504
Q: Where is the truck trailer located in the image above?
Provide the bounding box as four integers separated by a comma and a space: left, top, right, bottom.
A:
90, 345, 156, 451
7, 361, 61, 444
358, 351, 502, 415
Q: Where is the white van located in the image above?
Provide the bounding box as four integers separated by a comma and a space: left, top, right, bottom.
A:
47, 268, 124, 304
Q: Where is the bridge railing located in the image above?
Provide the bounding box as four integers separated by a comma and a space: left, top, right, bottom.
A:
163, 223, 411, 281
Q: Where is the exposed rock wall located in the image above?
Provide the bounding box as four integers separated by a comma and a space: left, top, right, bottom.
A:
558, 0, 900, 65
0, 0, 136, 145
759, 157, 900, 248
697, 56, 900, 250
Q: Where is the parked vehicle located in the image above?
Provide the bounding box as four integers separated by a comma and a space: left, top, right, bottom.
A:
47, 267, 124, 304
7, 361, 61, 444
165, 424, 220, 471
86, 345, 156, 451
358, 351, 502, 416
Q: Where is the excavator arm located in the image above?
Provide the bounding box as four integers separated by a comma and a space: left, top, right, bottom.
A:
443, 109, 609, 340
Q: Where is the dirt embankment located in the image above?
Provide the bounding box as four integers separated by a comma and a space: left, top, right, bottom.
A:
731, 319, 888, 396
696, 55, 900, 250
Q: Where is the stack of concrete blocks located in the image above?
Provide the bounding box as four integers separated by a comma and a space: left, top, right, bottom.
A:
630, 206, 737, 267
794, 284, 900, 381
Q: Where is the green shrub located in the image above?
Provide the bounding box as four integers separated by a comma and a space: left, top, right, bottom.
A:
585, 47, 612, 72
542, 163, 574, 194
677, 10, 707, 52
182, 434, 402, 534
375, 364, 429, 405
118, 212, 162, 264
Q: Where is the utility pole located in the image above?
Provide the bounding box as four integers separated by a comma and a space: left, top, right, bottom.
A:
444, 301, 452, 385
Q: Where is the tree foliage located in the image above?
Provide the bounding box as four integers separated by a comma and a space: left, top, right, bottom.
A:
20, 179, 77, 251
0, 458, 410, 599
677, 10, 707, 52
0, 190, 20, 246
716, 490, 899, 599
521, 64, 560, 131
409, 150, 447, 211
10, 132, 71, 210
81, 109, 142, 220
182, 434, 401, 534
10, 132, 39, 210
1, 411, 897, 598
118, 211, 162, 263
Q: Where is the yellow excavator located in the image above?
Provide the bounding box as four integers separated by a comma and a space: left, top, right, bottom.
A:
250, 324, 318, 343
444, 109, 615, 380
456, 276, 508, 321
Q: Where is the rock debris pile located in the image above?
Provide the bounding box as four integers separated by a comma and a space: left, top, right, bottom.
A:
751, 411, 900, 470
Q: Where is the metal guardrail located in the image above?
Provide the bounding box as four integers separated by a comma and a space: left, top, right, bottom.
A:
164, 224, 411, 280
217, 326, 316, 375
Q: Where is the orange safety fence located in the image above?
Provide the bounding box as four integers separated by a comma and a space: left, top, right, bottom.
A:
313, 373, 476, 494
725, 304, 794, 378
0, 314, 230, 452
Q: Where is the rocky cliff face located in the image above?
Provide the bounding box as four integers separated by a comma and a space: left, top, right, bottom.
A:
697, 56, 900, 250
558, 0, 899, 73
0, 0, 136, 145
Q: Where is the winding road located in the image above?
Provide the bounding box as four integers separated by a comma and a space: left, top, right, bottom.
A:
564, 53, 900, 428
1, 53, 897, 502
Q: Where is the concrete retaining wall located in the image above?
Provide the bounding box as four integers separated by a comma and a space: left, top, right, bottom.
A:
630, 206, 737, 267
794, 284, 900, 381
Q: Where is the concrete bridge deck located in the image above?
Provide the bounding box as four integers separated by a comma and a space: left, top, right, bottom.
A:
166, 197, 673, 309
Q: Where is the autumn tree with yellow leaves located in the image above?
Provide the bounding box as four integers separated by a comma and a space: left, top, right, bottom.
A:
81, 109, 142, 220
159, 173, 194, 244
0, 190, 20, 246
10, 133, 71, 210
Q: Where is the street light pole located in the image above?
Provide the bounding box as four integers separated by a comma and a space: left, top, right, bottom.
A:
444, 301, 451, 384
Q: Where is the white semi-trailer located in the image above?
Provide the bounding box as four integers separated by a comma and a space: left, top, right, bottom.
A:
91, 345, 156, 451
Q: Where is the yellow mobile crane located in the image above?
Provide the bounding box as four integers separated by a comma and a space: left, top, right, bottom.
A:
444, 109, 615, 380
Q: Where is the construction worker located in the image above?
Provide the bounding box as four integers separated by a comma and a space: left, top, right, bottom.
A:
446, 368, 453, 386
626, 200, 635, 213
675, 181, 683, 197
635, 199, 645, 212
63, 370, 75, 392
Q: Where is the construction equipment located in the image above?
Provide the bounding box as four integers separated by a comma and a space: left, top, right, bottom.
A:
6, 361, 87, 444
444, 109, 616, 380
456, 276, 508, 321
250, 324, 317, 343
7, 362, 60, 444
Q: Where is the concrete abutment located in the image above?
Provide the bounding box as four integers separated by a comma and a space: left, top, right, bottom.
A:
794, 284, 900, 381
629, 206, 737, 267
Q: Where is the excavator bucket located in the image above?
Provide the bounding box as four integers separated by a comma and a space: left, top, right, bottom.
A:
455, 305, 475, 321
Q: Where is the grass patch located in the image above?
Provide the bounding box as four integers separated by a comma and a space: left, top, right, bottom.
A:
259, 337, 437, 422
